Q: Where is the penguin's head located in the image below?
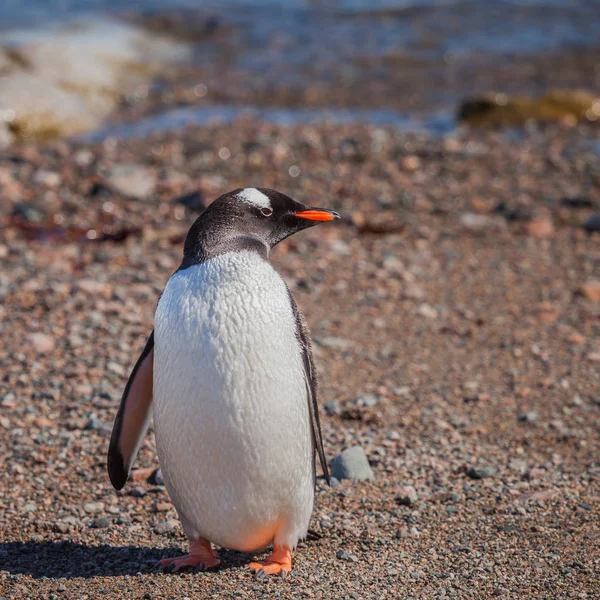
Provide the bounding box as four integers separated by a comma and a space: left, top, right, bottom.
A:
183, 187, 340, 262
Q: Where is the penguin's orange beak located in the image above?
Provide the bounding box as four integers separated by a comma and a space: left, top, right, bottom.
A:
294, 208, 340, 222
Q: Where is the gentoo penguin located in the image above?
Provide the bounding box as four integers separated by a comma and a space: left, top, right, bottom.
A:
108, 187, 339, 577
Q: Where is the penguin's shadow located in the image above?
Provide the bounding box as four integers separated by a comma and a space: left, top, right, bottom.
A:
0, 540, 255, 579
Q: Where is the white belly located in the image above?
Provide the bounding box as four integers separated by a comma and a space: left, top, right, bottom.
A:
153, 251, 314, 551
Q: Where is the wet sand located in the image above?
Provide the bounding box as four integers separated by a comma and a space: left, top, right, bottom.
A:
0, 118, 599, 598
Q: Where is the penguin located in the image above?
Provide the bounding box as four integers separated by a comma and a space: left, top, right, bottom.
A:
107, 187, 340, 577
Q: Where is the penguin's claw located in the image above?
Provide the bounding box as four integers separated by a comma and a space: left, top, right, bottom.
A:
157, 554, 220, 573
249, 544, 292, 578
157, 538, 220, 573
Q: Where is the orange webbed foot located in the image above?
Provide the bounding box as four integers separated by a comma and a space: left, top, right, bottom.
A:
157, 538, 220, 573
249, 544, 292, 579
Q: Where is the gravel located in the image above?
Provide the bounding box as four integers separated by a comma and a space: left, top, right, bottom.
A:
0, 116, 599, 598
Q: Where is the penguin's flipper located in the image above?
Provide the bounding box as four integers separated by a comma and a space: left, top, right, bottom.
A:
107, 331, 154, 490
286, 289, 331, 486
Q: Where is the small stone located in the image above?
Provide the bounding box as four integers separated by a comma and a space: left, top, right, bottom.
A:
396, 527, 410, 539
417, 303, 438, 319
153, 502, 171, 512
174, 190, 205, 212
324, 401, 340, 416
465, 466, 495, 480
74, 149, 94, 166
130, 487, 147, 497
355, 395, 378, 408
528, 468, 546, 481
518, 490, 554, 503
331, 446, 374, 481
22, 503, 36, 512
84, 502, 104, 514
316, 337, 355, 351
104, 164, 156, 199
587, 352, 600, 363
584, 211, 600, 233
107, 361, 125, 376
150, 468, 164, 486
393, 386, 411, 397
402, 283, 426, 300
154, 519, 178, 535
382, 255, 405, 274
578, 281, 600, 302
84, 417, 104, 431
90, 517, 110, 529
395, 485, 418, 506
410, 571, 421, 579
0, 121, 14, 149
32, 169, 61, 188
509, 459, 528, 474
28, 333, 55, 353
564, 330, 586, 345
12, 203, 45, 224
77, 279, 111, 296
116, 516, 131, 525
336, 550, 358, 562
459, 212, 504, 233
525, 218, 554, 238
519, 411, 538, 423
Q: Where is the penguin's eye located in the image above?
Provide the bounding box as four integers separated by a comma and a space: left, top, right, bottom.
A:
260, 207, 273, 217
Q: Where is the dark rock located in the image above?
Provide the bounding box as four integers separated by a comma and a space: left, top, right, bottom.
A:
89, 182, 113, 199
494, 202, 533, 222
11, 203, 46, 224
519, 411, 538, 423
584, 211, 600, 233
561, 197, 594, 209
336, 550, 358, 562
149, 468, 164, 486
84, 417, 104, 431
465, 466, 496, 480
174, 190, 206, 212
90, 517, 110, 529
130, 487, 147, 497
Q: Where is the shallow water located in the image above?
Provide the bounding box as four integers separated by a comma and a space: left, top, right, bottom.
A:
3, 0, 600, 58
83, 105, 456, 142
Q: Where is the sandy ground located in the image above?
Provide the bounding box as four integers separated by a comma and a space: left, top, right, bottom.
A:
0, 120, 599, 598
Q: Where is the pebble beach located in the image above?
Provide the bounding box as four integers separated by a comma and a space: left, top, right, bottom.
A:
1, 1, 600, 598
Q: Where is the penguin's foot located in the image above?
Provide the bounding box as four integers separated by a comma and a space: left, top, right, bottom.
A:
249, 544, 292, 578
158, 538, 220, 573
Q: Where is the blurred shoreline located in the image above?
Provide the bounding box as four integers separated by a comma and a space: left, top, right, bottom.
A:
1, 0, 600, 142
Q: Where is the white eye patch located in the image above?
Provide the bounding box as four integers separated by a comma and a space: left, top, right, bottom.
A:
237, 188, 271, 210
